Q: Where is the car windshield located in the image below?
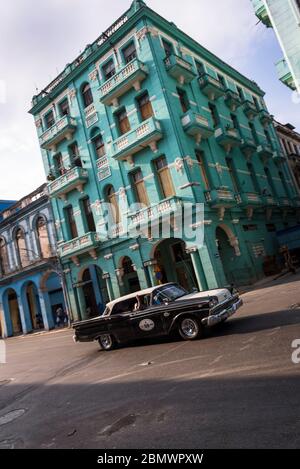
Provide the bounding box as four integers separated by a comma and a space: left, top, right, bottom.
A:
155, 284, 187, 302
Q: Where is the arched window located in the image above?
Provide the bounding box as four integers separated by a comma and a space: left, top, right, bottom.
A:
15, 228, 29, 268
91, 128, 105, 159
36, 217, 51, 258
81, 83, 93, 108
0, 237, 9, 275
106, 185, 120, 224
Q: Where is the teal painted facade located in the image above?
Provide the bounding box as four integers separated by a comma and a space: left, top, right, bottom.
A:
30, 0, 299, 321
251, 0, 300, 93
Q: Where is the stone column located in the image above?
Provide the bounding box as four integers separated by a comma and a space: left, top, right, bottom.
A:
186, 247, 207, 291
17, 296, 32, 334
38, 289, 55, 331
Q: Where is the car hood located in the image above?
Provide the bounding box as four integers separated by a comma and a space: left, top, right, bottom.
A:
175, 288, 231, 304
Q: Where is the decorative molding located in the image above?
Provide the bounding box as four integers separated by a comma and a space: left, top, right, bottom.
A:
88, 69, 98, 82
104, 253, 113, 260
174, 157, 184, 173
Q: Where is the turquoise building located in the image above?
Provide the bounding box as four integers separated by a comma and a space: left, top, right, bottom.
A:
251, 0, 300, 93
30, 0, 299, 321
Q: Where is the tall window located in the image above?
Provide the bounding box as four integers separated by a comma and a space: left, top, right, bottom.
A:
45, 110, 55, 129
196, 61, 205, 75
247, 162, 260, 193
217, 74, 226, 88
264, 129, 273, 148
92, 132, 105, 159
0, 238, 9, 275
154, 156, 175, 199
249, 122, 259, 144
123, 42, 137, 63
82, 197, 96, 232
16, 228, 29, 268
69, 142, 82, 167
253, 96, 260, 111
208, 102, 220, 128
65, 206, 78, 239
106, 186, 120, 224
59, 98, 70, 117
231, 113, 240, 133
226, 157, 239, 193
236, 86, 244, 101
177, 88, 190, 113
264, 167, 276, 196
131, 170, 149, 206
53, 153, 65, 176
81, 83, 93, 108
36, 217, 51, 258
116, 109, 131, 135
195, 150, 210, 190
103, 60, 115, 81
162, 39, 173, 57
137, 92, 153, 121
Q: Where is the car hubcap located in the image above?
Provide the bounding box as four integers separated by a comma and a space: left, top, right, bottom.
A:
181, 318, 198, 338
100, 335, 112, 349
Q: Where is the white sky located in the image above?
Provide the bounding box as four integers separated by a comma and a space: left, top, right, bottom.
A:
0, 0, 299, 200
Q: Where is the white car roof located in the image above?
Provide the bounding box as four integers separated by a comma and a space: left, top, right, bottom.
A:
106, 283, 175, 310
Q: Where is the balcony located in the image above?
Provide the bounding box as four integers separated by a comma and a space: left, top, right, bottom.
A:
128, 196, 183, 229
272, 149, 286, 164
58, 232, 100, 264
99, 59, 148, 107
111, 117, 163, 164
181, 110, 213, 143
198, 73, 225, 101
259, 109, 273, 128
204, 188, 236, 208
47, 167, 89, 200
240, 136, 257, 159
257, 142, 273, 162
164, 54, 196, 85
276, 58, 296, 91
251, 0, 271, 27
215, 125, 242, 153
40, 115, 77, 151
277, 197, 292, 208
224, 90, 241, 112
242, 100, 259, 120
261, 195, 277, 207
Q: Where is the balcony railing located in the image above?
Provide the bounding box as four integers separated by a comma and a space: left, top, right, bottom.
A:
236, 192, 263, 207
39, 115, 77, 151
181, 110, 213, 143
251, 0, 271, 27
242, 100, 259, 120
277, 197, 292, 208
164, 54, 196, 84
128, 196, 183, 228
204, 188, 236, 208
199, 73, 225, 101
224, 89, 242, 111
111, 117, 163, 163
240, 135, 257, 158
257, 142, 274, 161
215, 125, 242, 153
272, 149, 286, 164
261, 195, 277, 207
276, 58, 296, 91
259, 109, 273, 127
99, 59, 148, 106
58, 232, 99, 260
47, 167, 89, 200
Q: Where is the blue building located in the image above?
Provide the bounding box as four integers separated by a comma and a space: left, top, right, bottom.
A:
0, 185, 65, 338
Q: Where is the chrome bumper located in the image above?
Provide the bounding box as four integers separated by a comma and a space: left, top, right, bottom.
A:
72, 334, 79, 343
202, 298, 243, 327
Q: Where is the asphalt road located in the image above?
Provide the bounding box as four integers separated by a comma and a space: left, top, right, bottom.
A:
1, 274, 300, 449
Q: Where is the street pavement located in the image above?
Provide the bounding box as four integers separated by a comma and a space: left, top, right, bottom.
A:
0, 273, 300, 449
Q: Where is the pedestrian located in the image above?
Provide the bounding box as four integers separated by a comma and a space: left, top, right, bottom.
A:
35, 313, 43, 329
55, 306, 64, 327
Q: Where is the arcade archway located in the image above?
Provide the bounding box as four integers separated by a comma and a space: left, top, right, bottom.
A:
79, 265, 109, 318
4, 288, 22, 335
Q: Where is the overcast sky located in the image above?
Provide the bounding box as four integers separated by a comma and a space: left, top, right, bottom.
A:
0, 0, 299, 200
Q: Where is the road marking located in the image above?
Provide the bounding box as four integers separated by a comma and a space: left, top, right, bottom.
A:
240, 344, 251, 351
211, 355, 223, 364
267, 327, 281, 336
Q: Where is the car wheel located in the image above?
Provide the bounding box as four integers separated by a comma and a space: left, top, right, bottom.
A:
98, 334, 114, 351
178, 317, 201, 341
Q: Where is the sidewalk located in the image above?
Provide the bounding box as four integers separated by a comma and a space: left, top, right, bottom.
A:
239, 268, 300, 295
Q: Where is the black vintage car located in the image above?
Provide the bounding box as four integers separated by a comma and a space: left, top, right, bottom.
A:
73, 283, 243, 350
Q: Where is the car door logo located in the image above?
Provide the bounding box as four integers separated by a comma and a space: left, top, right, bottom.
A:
139, 319, 155, 331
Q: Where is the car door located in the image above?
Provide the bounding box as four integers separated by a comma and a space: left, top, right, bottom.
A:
129, 295, 167, 339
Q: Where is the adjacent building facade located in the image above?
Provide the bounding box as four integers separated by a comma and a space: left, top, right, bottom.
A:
30, 0, 299, 322
251, 0, 300, 93
274, 120, 300, 191
0, 185, 65, 338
